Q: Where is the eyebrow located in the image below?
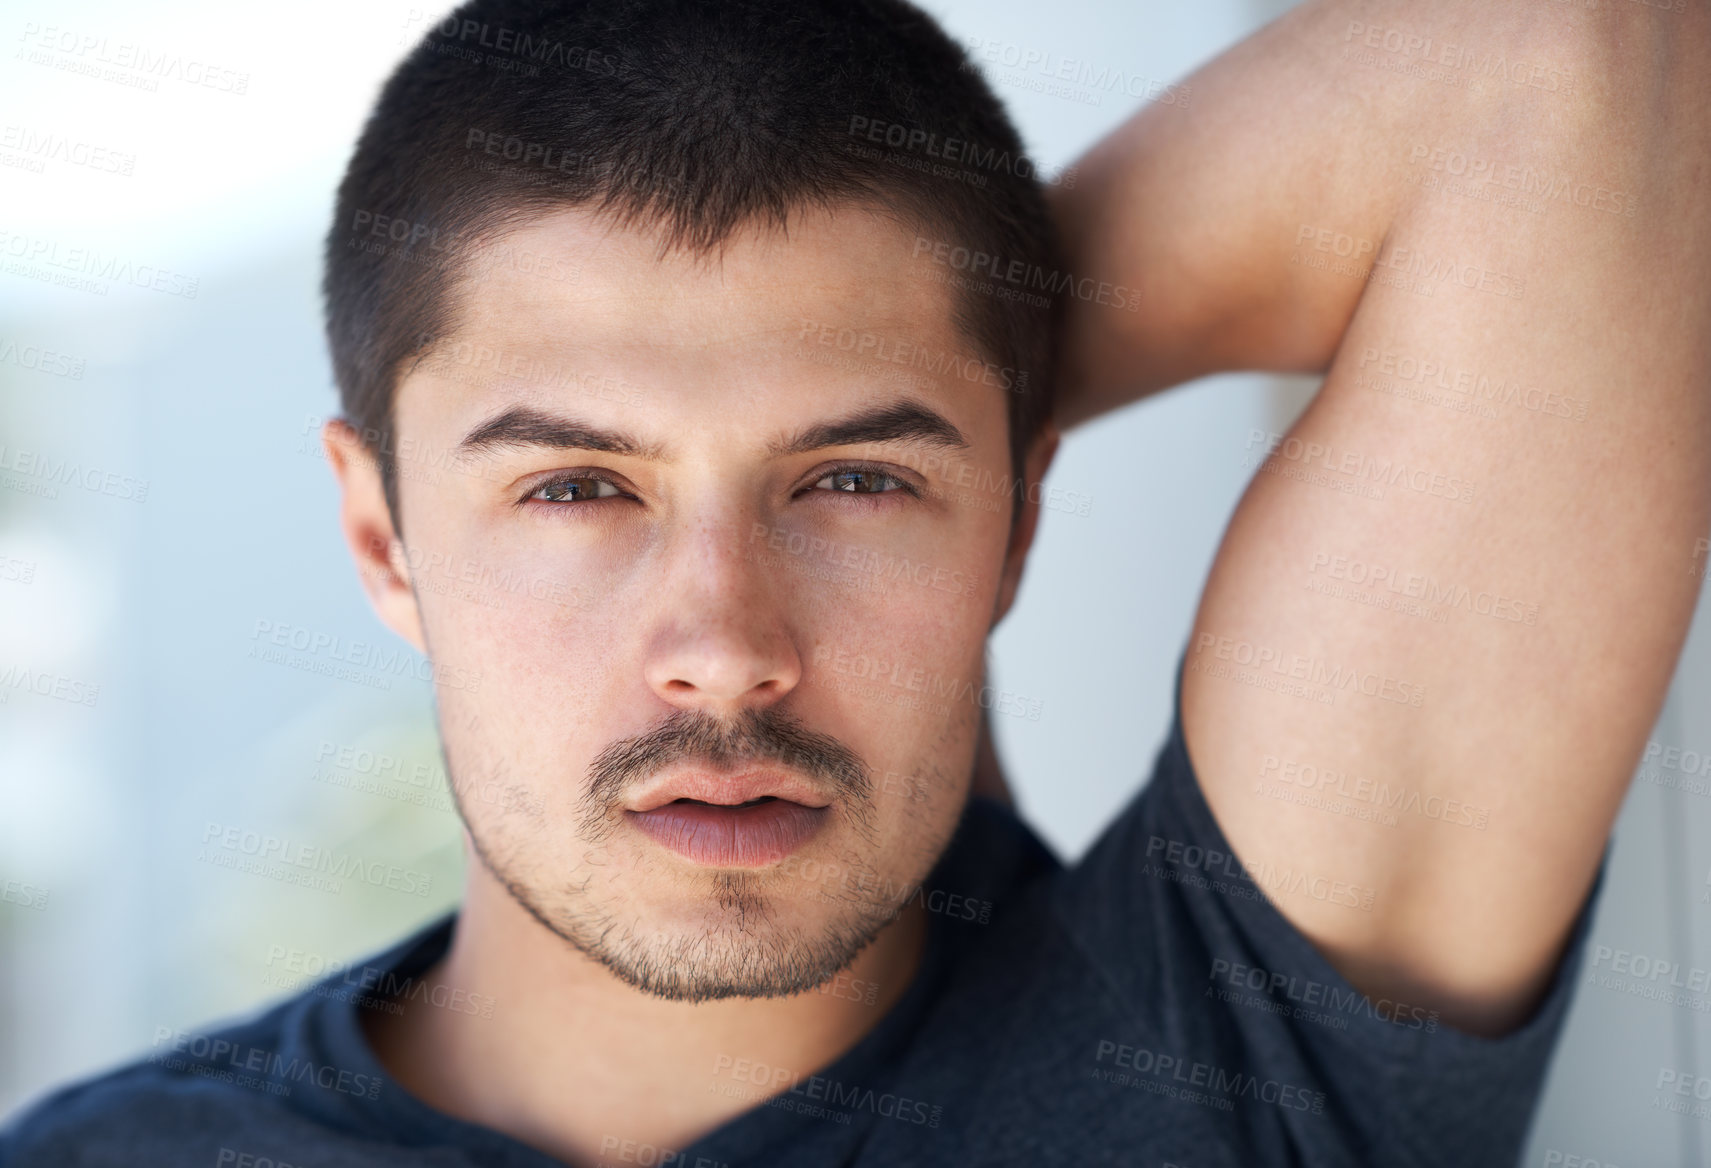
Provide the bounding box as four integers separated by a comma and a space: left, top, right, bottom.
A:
771, 399, 970, 458
454, 408, 662, 460
452, 399, 970, 461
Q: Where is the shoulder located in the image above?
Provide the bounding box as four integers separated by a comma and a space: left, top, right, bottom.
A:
2, 1056, 284, 1167
932, 794, 1061, 927
1, 1002, 318, 1167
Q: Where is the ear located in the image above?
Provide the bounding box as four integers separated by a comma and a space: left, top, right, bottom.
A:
322, 419, 427, 654
990, 421, 1060, 630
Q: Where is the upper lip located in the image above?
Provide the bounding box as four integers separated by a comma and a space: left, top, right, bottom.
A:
626, 766, 834, 813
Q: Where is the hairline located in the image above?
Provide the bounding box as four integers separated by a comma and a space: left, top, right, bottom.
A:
372, 191, 1030, 539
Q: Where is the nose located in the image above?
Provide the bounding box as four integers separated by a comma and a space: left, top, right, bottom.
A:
641, 519, 802, 716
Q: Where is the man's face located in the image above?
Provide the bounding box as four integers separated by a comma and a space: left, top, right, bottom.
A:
342, 202, 1048, 1002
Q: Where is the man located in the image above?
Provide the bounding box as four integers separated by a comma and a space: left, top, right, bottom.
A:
4, 0, 1706, 1164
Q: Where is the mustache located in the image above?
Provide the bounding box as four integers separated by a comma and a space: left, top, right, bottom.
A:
580, 706, 873, 815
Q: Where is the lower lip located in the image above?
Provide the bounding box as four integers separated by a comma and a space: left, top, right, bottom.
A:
626, 800, 829, 867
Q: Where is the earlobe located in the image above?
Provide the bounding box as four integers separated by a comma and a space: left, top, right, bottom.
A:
321, 419, 427, 654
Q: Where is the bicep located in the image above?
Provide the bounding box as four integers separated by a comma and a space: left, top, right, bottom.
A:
1179, 16, 1711, 1036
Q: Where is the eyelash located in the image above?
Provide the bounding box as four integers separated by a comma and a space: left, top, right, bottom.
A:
799, 463, 922, 502
519, 463, 921, 509
522, 471, 628, 507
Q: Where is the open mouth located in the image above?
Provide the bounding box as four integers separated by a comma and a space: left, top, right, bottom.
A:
626, 796, 828, 867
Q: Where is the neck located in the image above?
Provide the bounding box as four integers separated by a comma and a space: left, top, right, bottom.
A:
363, 852, 930, 1166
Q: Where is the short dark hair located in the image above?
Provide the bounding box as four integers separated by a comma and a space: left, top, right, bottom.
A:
323, 0, 1064, 530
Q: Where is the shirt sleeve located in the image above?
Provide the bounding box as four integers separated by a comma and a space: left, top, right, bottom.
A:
1049, 645, 1609, 1168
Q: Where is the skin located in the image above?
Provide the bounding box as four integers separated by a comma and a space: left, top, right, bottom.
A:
1052, 0, 1711, 1036
317, 1, 1711, 1158
323, 202, 1055, 1160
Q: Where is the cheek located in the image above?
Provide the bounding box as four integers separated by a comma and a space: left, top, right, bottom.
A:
407, 507, 624, 677
412, 560, 629, 818
798, 575, 989, 815
419, 578, 605, 698
795, 506, 1000, 681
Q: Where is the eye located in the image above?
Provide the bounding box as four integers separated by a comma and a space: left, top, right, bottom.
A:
808, 465, 919, 498
527, 473, 627, 504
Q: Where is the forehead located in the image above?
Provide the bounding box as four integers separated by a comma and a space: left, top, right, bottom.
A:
465, 201, 957, 337
394, 201, 991, 439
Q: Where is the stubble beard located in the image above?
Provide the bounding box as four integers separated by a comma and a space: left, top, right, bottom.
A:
461, 809, 907, 1004
447, 703, 919, 1004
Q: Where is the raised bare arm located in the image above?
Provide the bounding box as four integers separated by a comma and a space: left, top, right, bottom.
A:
1052, 0, 1711, 1035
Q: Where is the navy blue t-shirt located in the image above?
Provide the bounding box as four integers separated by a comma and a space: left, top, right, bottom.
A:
1, 653, 1606, 1166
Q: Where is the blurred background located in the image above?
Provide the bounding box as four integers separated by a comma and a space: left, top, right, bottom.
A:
1, 0, 1707, 1164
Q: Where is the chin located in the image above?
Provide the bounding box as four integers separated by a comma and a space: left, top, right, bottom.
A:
581, 910, 891, 1004
520, 870, 898, 1004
